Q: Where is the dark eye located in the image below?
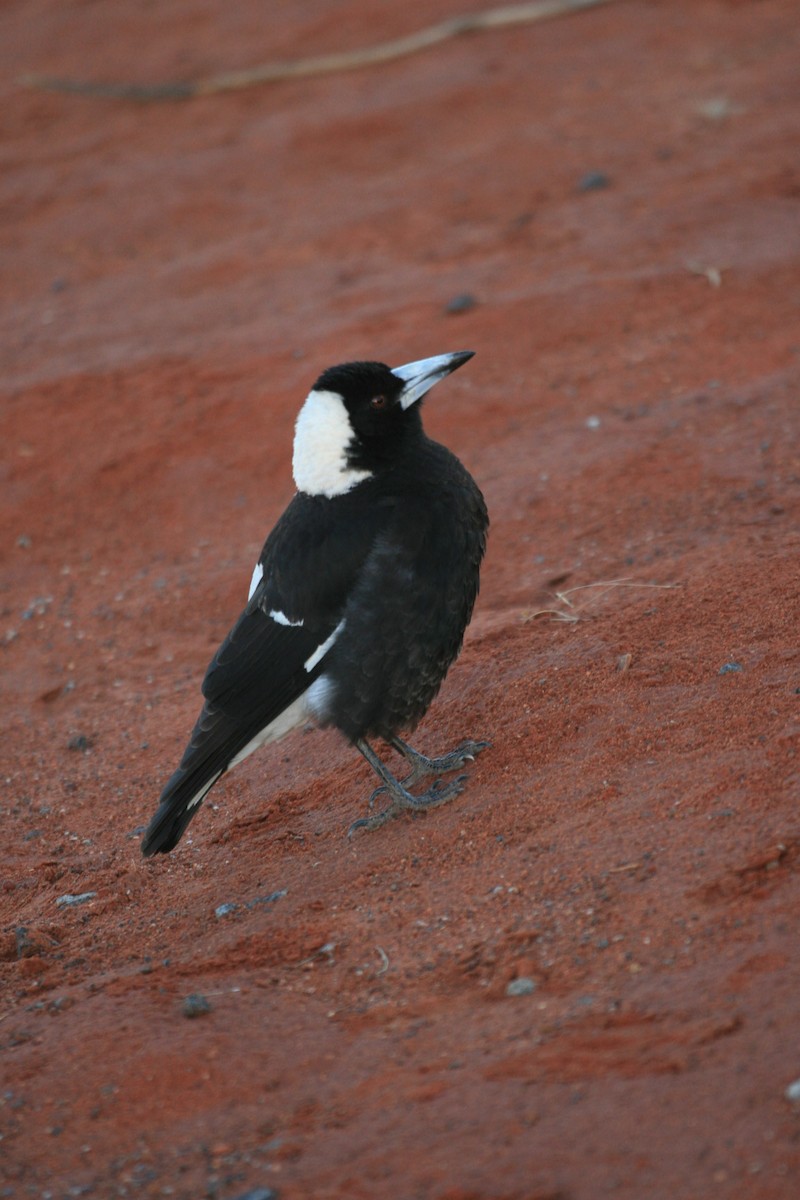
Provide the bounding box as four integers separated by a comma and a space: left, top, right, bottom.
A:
370, 395, 387, 410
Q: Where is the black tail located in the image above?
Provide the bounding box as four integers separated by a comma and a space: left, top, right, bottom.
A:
141, 601, 320, 855
141, 704, 255, 856
140, 763, 223, 856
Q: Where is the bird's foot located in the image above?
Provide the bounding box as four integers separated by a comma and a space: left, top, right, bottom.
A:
348, 775, 468, 837
365, 738, 490, 809
393, 737, 491, 788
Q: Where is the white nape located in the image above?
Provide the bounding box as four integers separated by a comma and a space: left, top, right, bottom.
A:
304, 618, 345, 673
248, 562, 263, 601
293, 389, 373, 497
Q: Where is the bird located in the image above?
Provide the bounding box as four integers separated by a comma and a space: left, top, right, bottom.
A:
141, 350, 489, 856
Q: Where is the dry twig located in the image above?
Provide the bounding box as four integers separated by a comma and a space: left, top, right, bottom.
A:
22, 0, 617, 101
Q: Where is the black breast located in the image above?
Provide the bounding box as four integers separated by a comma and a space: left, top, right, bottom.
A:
323, 438, 488, 742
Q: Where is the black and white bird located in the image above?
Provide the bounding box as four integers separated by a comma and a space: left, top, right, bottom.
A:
141, 351, 488, 856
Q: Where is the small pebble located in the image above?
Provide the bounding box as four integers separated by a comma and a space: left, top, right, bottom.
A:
246, 889, 287, 909
230, 1190, 279, 1200
719, 662, 743, 675
506, 977, 537, 997
577, 171, 610, 192
182, 993, 211, 1019
697, 97, 743, 122
785, 1078, 800, 1103
15, 927, 36, 958
22, 596, 53, 620
56, 892, 97, 908
445, 292, 477, 315
67, 734, 93, 752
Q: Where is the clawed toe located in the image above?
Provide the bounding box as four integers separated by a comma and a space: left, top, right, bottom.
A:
394, 736, 491, 785
348, 810, 392, 837
422, 775, 468, 806
450, 738, 492, 767
348, 775, 469, 837
368, 784, 388, 810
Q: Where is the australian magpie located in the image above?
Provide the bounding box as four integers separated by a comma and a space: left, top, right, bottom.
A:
141, 351, 488, 856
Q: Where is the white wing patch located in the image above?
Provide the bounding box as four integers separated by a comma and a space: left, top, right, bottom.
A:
304, 619, 345, 673
228, 692, 310, 767
248, 562, 263, 601
306, 673, 335, 722
269, 609, 304, 628
292, 389, 373, 498
248, 568, 303, 627
218, 623, 345, 775
186, 770, 224, 811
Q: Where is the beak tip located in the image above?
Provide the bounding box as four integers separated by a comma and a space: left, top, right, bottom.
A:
392, 349, 476, 409
446, 350, 475, 371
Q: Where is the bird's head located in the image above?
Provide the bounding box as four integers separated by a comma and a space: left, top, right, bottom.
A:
292, 351, 474, 498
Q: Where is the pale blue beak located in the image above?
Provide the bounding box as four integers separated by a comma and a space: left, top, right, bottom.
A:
392, 351, 475, 411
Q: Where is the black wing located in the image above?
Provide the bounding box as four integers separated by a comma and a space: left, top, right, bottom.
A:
141, 489, 387, 855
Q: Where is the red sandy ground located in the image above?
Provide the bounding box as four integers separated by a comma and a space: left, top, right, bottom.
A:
1, 1, 799, 1197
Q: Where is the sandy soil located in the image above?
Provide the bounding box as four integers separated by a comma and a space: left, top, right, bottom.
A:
1, 1, 799, 1197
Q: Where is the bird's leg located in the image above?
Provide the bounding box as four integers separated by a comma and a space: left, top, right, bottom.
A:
363, 735, 491, 810
389, 734, 491, 788
348, 737, 481, 836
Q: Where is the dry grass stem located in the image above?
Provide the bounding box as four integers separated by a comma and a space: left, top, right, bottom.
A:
525, 578, 680, 624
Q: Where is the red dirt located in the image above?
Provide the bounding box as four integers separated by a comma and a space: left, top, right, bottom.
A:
2, 1, 799, 1197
